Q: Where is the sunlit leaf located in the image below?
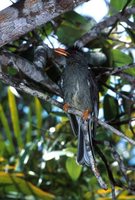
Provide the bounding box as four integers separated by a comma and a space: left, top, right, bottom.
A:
56, 11, 95, 45
35, 97, 43, 137
110, 0, 133, 14
0, 137, 7, 157
121, 124, 133, 138
112, 49, 132, 67
126, 28, 135, 43
0, 104, 15, 154
8, 87, 23, 149
124, 67, 135, 76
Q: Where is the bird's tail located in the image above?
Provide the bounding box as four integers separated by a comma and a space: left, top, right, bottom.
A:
76, 117, 108, 190
77, 117, 95, 166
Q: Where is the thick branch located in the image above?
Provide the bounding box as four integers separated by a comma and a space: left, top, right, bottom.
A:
0, 72, 63, 108
0, 0, 88, 47
0, 50, 61, 96
75, 6, 135, 47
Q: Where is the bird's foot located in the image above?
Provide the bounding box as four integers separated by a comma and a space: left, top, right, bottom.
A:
63, 103, 70, 112
82, 109, 91, 121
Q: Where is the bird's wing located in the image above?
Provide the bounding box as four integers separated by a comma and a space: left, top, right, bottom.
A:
67, 113, 78, 136
88, 68, 99, 118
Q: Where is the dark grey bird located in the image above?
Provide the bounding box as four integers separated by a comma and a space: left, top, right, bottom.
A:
62, 48, 98, 165
56, 47, 107, 189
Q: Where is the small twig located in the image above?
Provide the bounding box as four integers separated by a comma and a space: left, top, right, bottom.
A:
95, 144, 116, 198
103, 141, 135, 193
96, 63, 135, 79
97, 119, 135, 145
110, 119, 130, 126
111, 184, 116, 200
83, 121, 108, 190
102, 82, 134, 102
118, 73, 135, 84
108, 36, 132, 45
107, 0, 132, 36
108, 64, 135, 76
110, 143, 129, 184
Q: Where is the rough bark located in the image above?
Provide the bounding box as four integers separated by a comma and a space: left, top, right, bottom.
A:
0, 0, 88, 47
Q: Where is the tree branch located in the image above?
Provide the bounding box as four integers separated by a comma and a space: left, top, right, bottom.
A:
97, 119, 135, 145
96, 63, 135, 84
105, 64, 135, 76
107, 0, 132, 36
75, 6, 135, 47
95, 144, 116, 199
0, 0, 88, 47
0, 72, 63, 109
0, 49, 62, 96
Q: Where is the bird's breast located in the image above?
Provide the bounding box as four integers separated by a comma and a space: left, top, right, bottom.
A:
72, 81, 80, 108
63, 62, 92, 111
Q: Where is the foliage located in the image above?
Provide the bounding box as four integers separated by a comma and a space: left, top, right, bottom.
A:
0, 0, 135, 199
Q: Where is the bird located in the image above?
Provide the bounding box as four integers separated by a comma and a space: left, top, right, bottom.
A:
55, 47, 107, 190
61, 48, 98, 165
55, 47, 107, 189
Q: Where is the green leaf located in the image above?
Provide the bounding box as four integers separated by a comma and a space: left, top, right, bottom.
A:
0, 104, 15, 154
7, 67, 18, 76
51, 111, 66, 117
110, 0, 133, 14
66, 157, 82, 181
0, 136, 7, 156
124, 66, 135, 76
103, 94, 119, 121
0, 172, 55, 200
110, 0, 126, 11
56, 11, 95, 45
8, 87, 23, 149
112, 49, 132, 67
35, 97, 43, 137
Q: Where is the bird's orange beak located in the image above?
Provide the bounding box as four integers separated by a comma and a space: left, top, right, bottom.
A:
54, 48, 69, 57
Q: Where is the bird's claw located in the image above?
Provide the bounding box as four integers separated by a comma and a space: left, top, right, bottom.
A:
82, 109, 91, 121
63, 103, 70, 112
